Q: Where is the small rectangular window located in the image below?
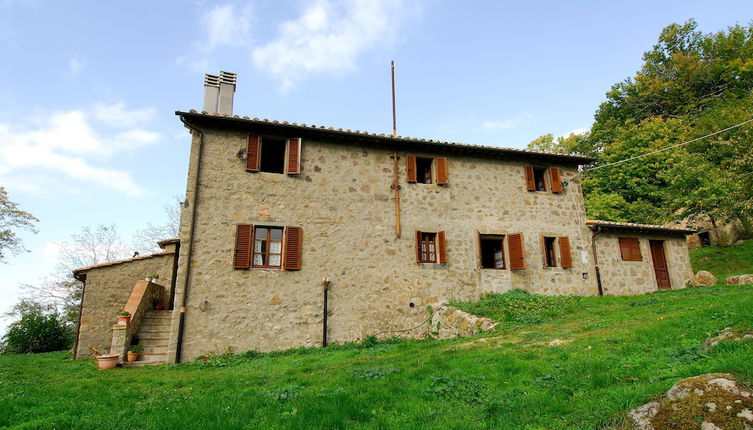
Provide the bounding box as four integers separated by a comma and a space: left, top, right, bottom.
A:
533, 167, 547, 191
253, 226, 284, 267
259, 137, 286, 174
618, 237, 642, 261
417, 232, 437, 263
480, 235, 506, 269
416, 157, 433, 184
543, 236, 557, 267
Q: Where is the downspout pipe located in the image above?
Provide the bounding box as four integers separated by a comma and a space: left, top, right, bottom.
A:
175, 116, 206, 363
590, 226, 604, 296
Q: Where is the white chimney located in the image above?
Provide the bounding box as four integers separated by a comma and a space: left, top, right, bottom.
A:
203, 74, 220, 113
218, 71, 237, 115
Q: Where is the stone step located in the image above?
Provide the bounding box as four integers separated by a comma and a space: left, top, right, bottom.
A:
138, 345, 168, 354
139, 330, 171, 335
138, 324, 171, 332
138, 337, 169, 344
140, 317, 171, 324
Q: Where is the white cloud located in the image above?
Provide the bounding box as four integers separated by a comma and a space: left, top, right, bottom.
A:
203, 3, 252, 50
482, 113, 533, 131
68, 57, 85, 75
252, 0, 413, 92
0, 103, 161, 197
92, 102, 156, 129
563, 127, 589, 137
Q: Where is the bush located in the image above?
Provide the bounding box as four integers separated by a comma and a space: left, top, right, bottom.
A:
1, 300, 73, 354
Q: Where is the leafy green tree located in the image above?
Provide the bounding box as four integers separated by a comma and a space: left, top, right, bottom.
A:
0, 186, 38, 262
1, 299, 73, 354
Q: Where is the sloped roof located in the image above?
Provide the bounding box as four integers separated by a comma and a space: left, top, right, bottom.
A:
73, 250, 175, 280
586, 220, 697, 236
176, 110, 595, 166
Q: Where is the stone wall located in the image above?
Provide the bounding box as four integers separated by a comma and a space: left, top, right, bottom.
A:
594, 232, 693, 296
75, 253, 176, 358
168, 126, 600, 361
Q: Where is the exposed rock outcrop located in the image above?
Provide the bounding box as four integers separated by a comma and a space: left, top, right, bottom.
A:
628, 373, 753, 430
691, 271, 718, 287
429, 305, 497, 340
725, 274, 753, 286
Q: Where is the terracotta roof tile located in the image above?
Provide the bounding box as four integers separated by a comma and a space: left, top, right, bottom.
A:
586, 220, 696, 235
178, 110, 595, 165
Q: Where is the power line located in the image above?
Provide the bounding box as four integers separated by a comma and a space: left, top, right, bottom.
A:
584, 117, 753, 173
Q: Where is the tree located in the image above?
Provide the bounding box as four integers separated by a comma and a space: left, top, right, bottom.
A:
1, 299, 73, 354
0, 186, 38, 262
578, 19, 753, 224
131, 197, 182, 253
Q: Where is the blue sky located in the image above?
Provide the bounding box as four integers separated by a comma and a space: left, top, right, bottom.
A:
0, 0, 751, 335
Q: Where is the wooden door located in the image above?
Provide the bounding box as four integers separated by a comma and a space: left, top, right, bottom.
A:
650, 240, 671, 290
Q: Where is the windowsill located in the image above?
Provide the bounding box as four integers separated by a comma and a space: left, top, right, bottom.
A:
480, 268, 507, 270
418, 263, 445, 269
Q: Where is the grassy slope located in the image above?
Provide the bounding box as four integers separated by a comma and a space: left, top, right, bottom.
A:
690, 238, 753, 282
1, 241, 751, 430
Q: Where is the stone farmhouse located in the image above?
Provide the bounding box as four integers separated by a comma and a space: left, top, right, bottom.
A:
72, 72, 696, 364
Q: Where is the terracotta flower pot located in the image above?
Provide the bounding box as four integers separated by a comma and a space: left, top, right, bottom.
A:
127, 352, 139, 363
96, 354, 119, 370
118, 315, 131, 325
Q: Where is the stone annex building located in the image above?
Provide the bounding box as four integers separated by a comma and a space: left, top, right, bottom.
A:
73, 72, 696, 364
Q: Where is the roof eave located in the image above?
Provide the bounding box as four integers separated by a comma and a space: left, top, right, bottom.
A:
176, 111, 596, 166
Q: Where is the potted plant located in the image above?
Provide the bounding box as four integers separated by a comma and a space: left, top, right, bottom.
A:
91, 347, 119, 370
118, 309, 131, 325
145, 274, 160, 283
127, 346, 143, 363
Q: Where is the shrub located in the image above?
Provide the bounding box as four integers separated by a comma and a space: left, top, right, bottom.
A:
2, 300, 73, 354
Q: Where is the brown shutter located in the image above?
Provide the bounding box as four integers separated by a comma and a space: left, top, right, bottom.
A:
406, 155, 417, 183
550, 167, 563, 193
283, 226, 303, 270
524, 165, 535, 191
436, 157, 448, 185
508, 233, 526, 270
246, 135, 260, 172
286, 138, 301, 175
619, 237, 642, 261
233, 224, 253, 269
415, 230, 422, 262
559, 236, 572, 268
438, 231, 447, 264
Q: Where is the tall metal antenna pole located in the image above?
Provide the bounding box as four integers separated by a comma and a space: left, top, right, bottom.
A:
391, 60, 397, 137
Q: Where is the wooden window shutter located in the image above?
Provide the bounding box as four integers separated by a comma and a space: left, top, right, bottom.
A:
558, 236, 572, 268
618, 237, 642, 261
406, 155, 417, 183
415, 230, 422, 262
436, 157, 449, 185
438, 231, 447, 264
524, 165, 536, 191
508, 233, 526, 270
550, 167, 563, 193
246, 135, 260, 172
233, 224, 253, 269
283, 226, 303, 270
286, 138, 301, 175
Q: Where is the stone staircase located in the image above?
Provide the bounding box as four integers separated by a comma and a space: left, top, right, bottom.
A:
126, 310, 171, 367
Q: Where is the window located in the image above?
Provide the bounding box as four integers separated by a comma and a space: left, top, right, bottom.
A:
533, 167, 548, 191
259, 138, 286, 174
246, 135, 301, 175
416, 157, 433, 184
541, 236, 573, 268
407, 155, 448, 185
525, 165, 563, 193
234, 224, 303, 270
415, 230, 447, 264
543, 236, 557, 267
618, 237, 642, 261
253, 227, 283, 268
479, 235, 506, 269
